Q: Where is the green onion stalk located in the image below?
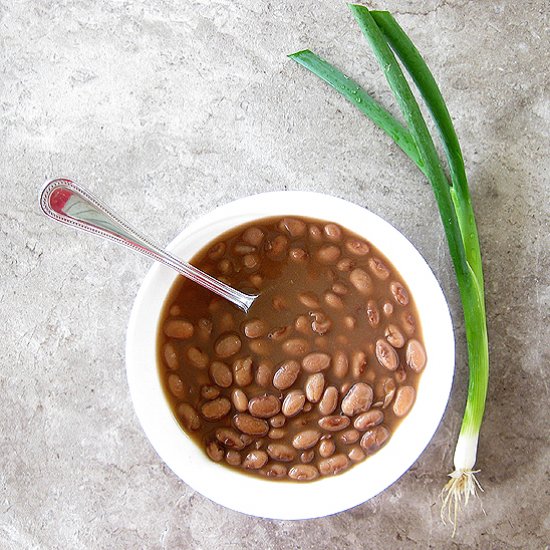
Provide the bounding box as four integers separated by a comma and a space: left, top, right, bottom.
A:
289, 5, 489, 533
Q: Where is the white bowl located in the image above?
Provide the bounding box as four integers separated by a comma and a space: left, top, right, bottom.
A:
126, 191, 454, 520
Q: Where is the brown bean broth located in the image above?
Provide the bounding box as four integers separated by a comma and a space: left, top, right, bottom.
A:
157, 216, 425, 481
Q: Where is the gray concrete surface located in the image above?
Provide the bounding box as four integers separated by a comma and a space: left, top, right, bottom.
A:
1, 0, 549, 548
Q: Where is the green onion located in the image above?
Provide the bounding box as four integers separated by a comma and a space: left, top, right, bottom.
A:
289, 5, 489, 533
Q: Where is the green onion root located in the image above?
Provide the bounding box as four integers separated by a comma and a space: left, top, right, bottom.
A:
441, 431, 484, 536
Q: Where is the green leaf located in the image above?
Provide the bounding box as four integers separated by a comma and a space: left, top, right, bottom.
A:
349, 3, 469, 279
371, 10, 484, 291
288, 49, 426, 175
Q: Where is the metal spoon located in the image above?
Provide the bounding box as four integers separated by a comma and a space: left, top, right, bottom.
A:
39, 178, 257, 312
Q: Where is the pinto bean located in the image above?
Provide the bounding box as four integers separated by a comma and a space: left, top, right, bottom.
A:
177, 403, 200, 430
318, 415, 350, 431
310, 311, 332, 335
215, 428, 247, 450
233, 414, 269, 436
197, 318, 213, 340
339, 429, 360, 445
323, 223, 342, 242
349, 268, 373, 295
324, 292, 344, 309
368, 257, 391, 279
262, 463, 288, 478
215, 333, 242, 358
231, 388, 248, 412
267, 443, 296, 462
305, 373, 325, 403
289, 248, 308, 262
341, 383, 374, 416
382, 378, 397, 409
280, 217, 306, 237
345, 238, 370, 256
169, 305, 181, 316
348, 446, 366, 462
273, 360, 301, 390
272, 294, 288, 311
283, 338, 311, 356
163, 342, 179, 370
351, 351, 367, 378
366, 300, 380, 328
308, 224, 322, 241
201, 398, 231, 421
162, 215, 427, 481
301, 450, 315, 463
390, 281, 410, 306
332, 351, 349, 378
340, 381, 352, 396
302, 352, 331, 373
316, 245, 341, 264
360, 426, 390, 454
294, 315, 310, 334
319, 454, 350, 475
288, 464, 319, 481
268, 325, 292, 341
218, 258, 232, 274
187, 347, 208, 369
233, 242, 256, 255
250, 274, 263, 288
206, 440, 224, 462
318, 438, 336, 458
319, 386, 339, 416
298, 291, 320, 309
375, 339, 399, 371
242, 450, 268, 470
336, 258, 355, 272
393, 386, 416, 417
401, 311, 416, 336
255, 361, 272, 387
242, 226, 264, 246
208, 242, 226, 260
395, 365, 407, 384
385, 324, 405, 348
164, 319, 194, 339
201, 385, 220, 400
292, 429, 322, 450
208, 298, 222, 314
248, 395, 281, 418
331, 282, 348, 295
209, 361, 232, 388
243, 253, 260, 269
248, 339, 271, 356
219, 312, 235, 332
270, 414, 286, 428
233, 356, 253, 387
243, 318, 268, 339
225, 450, 242, 466
268, 428, 285, 439
168, 374, 185, 398
406, 339, 427, 372
265, 235, 288, 258
282, 390, 306, 417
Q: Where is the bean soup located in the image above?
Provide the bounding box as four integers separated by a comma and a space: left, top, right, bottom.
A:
157, 216, 426, 481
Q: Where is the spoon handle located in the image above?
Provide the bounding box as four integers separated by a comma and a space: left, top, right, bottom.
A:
39, 178, 255, 312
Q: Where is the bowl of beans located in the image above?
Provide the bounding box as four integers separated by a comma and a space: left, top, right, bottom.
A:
126, 191, 454, 519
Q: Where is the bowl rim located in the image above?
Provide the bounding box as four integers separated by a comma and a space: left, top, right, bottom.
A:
126, 190, 455, 520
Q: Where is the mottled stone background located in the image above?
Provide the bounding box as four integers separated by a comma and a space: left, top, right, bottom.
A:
1, 0, 549, 548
